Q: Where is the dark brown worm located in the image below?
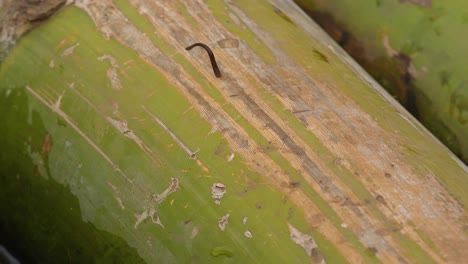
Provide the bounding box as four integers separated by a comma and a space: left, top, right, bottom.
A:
185, 43, 221, 78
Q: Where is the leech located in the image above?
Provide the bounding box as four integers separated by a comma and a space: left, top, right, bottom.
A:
185, 43, 222, 78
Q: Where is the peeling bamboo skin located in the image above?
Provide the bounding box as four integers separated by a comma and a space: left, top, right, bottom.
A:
295, 0, 468, 164
0, 1, 467, 263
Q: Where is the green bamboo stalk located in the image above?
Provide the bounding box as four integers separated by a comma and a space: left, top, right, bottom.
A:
0, 0, 466, 263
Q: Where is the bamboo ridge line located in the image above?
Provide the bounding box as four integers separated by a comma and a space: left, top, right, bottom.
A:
142, 105, 198, 159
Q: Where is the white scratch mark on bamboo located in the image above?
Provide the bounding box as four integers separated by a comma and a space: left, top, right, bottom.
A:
54, 91, 65, 109
134, 207, 164, 229
288, 223, 325, 263
98, 54, 119, 68
106, 117, 162, 165
26, 85, 133, 183
218, 213, 230, 231
108, 182, 125, 210
134, 177, 179, 229
142, 105, 198, 159
61, 43, 80, 57
227, 153, 235, 162
66, 83, 162, 166
191, 225, 199, 239
98, 54, 123, 90
211, 183, 226, 205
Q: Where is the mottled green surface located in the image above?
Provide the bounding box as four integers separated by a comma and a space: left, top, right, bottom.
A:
0, 5, 346, 263
0, 90, 144, 262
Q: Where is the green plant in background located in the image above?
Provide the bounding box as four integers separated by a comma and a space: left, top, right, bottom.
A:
295, 0, 468, 163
